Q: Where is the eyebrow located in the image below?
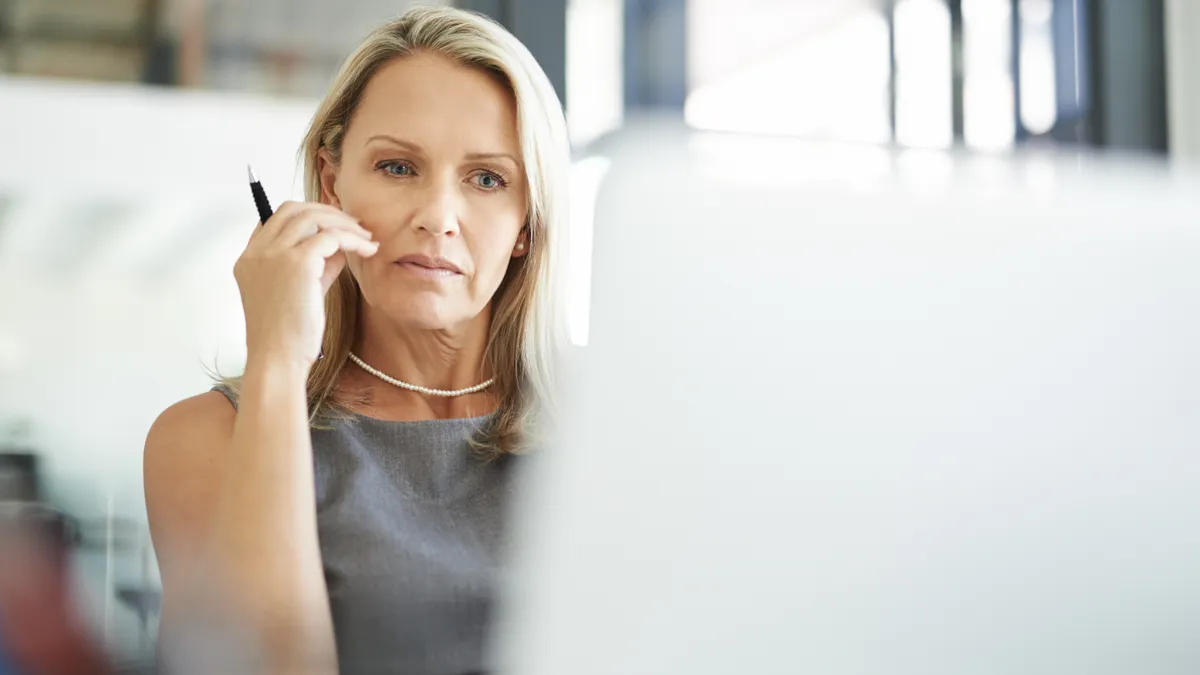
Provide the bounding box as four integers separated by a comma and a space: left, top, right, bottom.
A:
365, 134, 423, 153
365, 134, 519, 165
464, 151, 520, 165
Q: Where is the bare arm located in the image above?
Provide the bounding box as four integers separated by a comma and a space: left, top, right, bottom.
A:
145, 369, 335, 674
145, 201, 378, 675
213, 360, 330, 657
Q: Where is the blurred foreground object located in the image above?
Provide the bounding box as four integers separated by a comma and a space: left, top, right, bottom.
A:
0, 427, 122, 674
497, 123, 1200, 675
0, 506, 114, 675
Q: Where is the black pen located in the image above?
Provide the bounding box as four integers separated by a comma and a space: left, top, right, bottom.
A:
248, 164, 273, 225
247, 165, 323, 360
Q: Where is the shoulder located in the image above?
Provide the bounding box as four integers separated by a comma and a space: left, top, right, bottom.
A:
144, 389, 236, 500
143, 391, 237, 575
145, 390, 237, 464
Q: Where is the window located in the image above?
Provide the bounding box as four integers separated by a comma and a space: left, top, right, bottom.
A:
685, 0, 890, 143
894, 0, 954, 148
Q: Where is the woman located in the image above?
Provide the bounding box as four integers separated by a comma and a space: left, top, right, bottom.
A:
143, 7, 569, 675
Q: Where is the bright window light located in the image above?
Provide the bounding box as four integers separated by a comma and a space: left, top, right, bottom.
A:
963, 0, 1015, 150
685, 9, 890, 143
1019, 0, 1058, 135
894, 0, 954, 149
566, 0, 624, 148
566, 156, 610, 347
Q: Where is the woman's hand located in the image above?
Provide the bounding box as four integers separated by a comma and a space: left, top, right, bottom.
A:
234, 201, 378, 370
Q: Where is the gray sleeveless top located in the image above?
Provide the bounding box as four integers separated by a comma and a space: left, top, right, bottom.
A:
212, 385, 518, 675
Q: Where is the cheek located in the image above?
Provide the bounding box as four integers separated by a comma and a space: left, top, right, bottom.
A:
341, 189, 400, 239
467, 223, 523, 287
331, 165, 407, 232
346, 253, 365, 280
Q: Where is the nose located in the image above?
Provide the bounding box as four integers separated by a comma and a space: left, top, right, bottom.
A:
410, 175, 462, 237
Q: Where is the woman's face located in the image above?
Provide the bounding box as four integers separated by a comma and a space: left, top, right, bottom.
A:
320, 53, 528, 332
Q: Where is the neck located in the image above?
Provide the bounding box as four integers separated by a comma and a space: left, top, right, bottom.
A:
347, 302, 497, 420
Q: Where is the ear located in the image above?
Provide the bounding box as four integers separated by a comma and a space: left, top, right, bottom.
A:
511, 227, 530, 259
317, 148, 341, 208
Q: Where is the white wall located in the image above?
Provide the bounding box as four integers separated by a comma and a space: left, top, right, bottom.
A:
1166, 0, 1200, 159
0, 75, 318, 518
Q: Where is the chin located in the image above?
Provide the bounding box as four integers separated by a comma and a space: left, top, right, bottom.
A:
377, 296, 474, 331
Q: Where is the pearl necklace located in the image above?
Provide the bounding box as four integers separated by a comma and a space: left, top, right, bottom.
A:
347, 352, 495, 397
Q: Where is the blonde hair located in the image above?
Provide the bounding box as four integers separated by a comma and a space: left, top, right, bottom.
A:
224, 6, 570, 454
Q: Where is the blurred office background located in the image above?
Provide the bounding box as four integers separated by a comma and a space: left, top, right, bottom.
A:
0, 0, 1198, 668
4, 0, 1198, 150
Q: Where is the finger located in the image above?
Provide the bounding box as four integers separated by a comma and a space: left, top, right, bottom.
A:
263, 202, 369, 240
258, 200, 306, 240
246, 219, 265, 245
299, 229, 380, 266
275, 210, 371, 249
300, 203, 372, 238
274, 212, 371, 249
281, 217, 371, 252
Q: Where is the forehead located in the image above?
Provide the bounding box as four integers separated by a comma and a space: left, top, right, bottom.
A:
346, 53, 521, 157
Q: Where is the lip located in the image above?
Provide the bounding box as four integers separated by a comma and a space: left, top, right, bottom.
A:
393, 253, 464, 278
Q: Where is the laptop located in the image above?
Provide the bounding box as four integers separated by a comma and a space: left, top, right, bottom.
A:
495, 127, 1200, 675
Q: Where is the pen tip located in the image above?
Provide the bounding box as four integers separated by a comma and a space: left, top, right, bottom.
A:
247, 164, 259, 183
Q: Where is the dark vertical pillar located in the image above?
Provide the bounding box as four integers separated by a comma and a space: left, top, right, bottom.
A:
0, 0, 18, 71
949, 0, 966, 143
1087, 0, 1167, 151
1050, 0, 1091, 143
1011, 0, 1027, 142
507, 0, 568, 107
457, 0, 568, 108
458, 0, 507, 21
887, 0, 898, 144
623, 0, 688, 112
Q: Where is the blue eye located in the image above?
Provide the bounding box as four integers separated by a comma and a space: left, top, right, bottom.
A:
378, 161, 414, 177
474, 172, 507, 190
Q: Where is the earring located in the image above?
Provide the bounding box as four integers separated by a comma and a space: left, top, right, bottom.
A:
517, 242, 526, 251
